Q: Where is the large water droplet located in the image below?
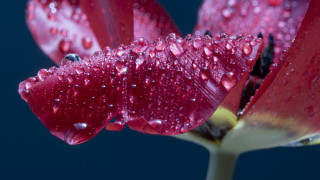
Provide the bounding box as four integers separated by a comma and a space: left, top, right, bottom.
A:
242, 43, 252, 55
221, 72, 237, 90
61, 53, 82, 66
37, 69, 49, 81
149, 120, 162, 128
169, 43, 184, 56
64, 123, 95, 145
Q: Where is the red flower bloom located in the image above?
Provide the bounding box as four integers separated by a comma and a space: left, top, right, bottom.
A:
20, 0, 320, 166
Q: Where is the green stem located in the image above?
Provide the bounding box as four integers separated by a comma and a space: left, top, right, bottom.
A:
206, 150, 239, 180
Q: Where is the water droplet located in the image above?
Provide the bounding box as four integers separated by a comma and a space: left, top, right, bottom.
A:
169, 33, 177, 39
82, 36, 92, 49
130, 96, 135, 104
181, 123, 190, 133
221, 72, 237, 90
84, 78, 90, 86
242, 43, 252, 55
213, 56, 219, 63
200, 72, 208, 83
135, 58, 145, 70
50, 27, 58, 35
53, 105, 59, 114
75, 67, 84, 75
246, 58, 254, 66
59, 39, 72, 53
204, 47, 213, 56
149, 120, 162, 128
132, 38, 148, 53
225, 42, 233, 50
149, 50, 155, 58
156, 41, 165, 51
190, 98, 196, 102
61, 53, 82, 65
37, 69, 49, 81
67, 76, 74, 84
131, 84, 137, 88
169, 43, 183, 56
193, 38, 204, 49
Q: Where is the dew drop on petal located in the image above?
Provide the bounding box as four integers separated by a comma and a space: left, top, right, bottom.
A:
221, 72, 237, 90
193, 38, 204, 49
82, 36, 93, 49
59, 39, 72, 53
149, 120, 162, 128
169, 43, 184, 56
242, 43, 252, 55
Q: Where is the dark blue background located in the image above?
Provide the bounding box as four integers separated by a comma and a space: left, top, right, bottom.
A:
1, 0, 320, 179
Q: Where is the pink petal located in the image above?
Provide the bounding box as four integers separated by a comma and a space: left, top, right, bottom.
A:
240, 0, 320, 137
26, 0, 179, 65
26, 0, 101, 64
195, 0, 310, 62
19, 34, 263, 144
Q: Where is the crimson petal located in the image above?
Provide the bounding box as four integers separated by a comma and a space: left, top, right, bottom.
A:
241, 0, 320, 137
195, 0, 310, 62
26, 0, 179, 65
19, 34, 262, 145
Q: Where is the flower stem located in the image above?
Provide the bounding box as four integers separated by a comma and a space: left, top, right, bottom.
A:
206, 149, 238, 180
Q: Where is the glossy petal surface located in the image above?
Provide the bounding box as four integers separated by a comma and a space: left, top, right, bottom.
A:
19, 34, 262, 144
196, 0, 310, 62
26, 0, 179, 64
240, 0, 320, 141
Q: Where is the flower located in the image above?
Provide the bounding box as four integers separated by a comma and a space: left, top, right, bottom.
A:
19, 0, 320, 179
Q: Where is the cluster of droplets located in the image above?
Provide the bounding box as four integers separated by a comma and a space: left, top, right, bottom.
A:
20, 32, 263, 142
26, 0, 96, 62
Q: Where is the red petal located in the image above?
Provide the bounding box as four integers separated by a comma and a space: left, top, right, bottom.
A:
26, 0, 178, 64
19, 34, 262, 144
240, 0, 320, 136
195, 0, 310, 62
79, 0, 134, 49
26, 0, 101, 64
133, 0, 180, 41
